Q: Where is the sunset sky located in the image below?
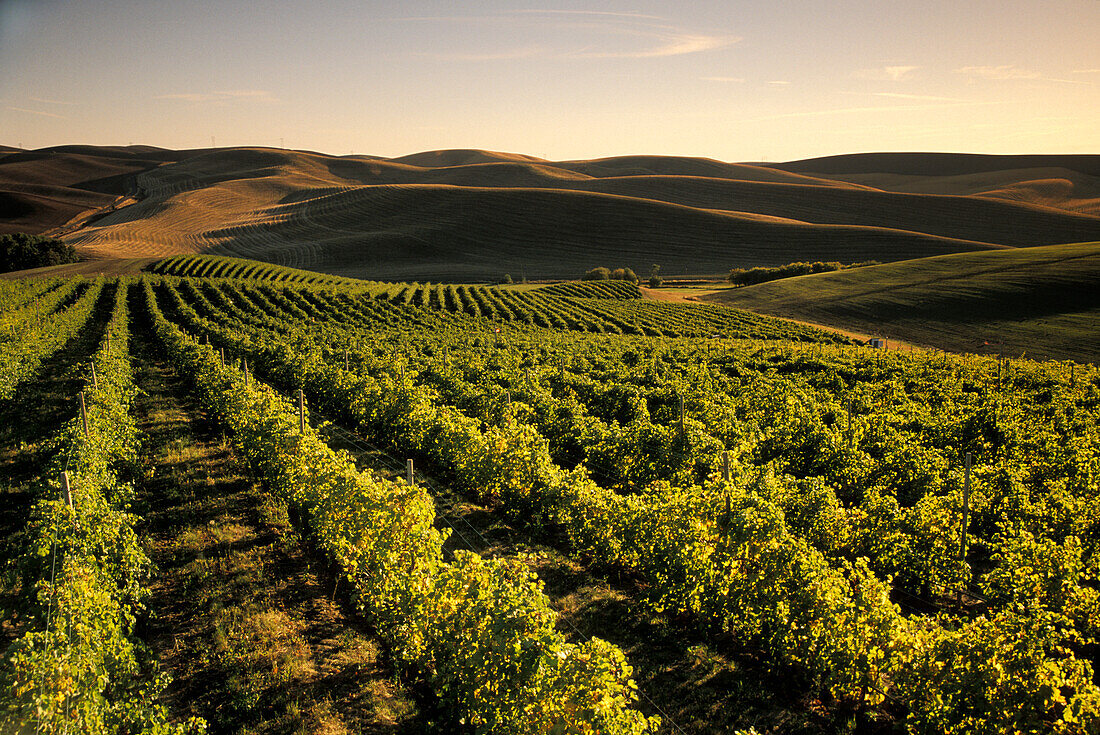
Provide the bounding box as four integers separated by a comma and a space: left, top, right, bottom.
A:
2, 0, 1097, 161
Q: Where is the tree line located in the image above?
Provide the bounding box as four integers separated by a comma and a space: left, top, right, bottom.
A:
728, 260, 879, 286
0, 233, 78, 273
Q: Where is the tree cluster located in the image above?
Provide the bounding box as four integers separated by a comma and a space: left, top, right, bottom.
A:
0, 233, 78, 273
582, 266, 639, 283
728, 260, 879, 286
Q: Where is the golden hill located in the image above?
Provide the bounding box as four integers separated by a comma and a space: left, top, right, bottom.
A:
4, 145, 1100, 279
772, 153, 1100, 216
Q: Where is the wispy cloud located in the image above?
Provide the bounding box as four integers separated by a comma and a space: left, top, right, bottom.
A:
443, 46, 547, 61
6, 106, 65, 119
154, 89, 278, 103
847, 91, 965, 102
767, 80, 790, 86
955, 65, 1093, 85
577, 32, 736, 59
955, 65, 1041, 80
701, 76, 745, 83
853, 65, 919, 81
28, 96, 75, 106
1072, 68, 1100, 74
750, 100, 1002, 122
509, 10, 666, 21
402, 11, 738, 61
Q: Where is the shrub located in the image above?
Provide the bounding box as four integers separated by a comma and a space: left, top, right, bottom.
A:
583, 267, 611, 281
611, 267, 639, 283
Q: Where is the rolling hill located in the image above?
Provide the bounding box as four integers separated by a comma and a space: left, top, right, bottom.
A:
701, 241, 1100, 363
771, 153, 1100, 216
3, 145, 1100, 281
0, 145, 194, 235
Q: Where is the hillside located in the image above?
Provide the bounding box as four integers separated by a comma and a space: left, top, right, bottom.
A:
3, 145, 1100, 280
772, 153, 1100, 216
701, 241, 1100, 363
0, 145, 193, 235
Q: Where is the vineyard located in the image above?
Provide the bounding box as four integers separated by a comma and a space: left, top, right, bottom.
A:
2, 271, 1099, 734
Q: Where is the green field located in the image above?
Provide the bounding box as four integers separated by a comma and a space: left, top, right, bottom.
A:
704, 241, 1100, 363
3, 269, 1100, 733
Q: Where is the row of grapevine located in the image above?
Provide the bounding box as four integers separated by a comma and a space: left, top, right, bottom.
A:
178, 277, 1097, 610
533, 281, 642, 299
1, 281, 204, 734
150, 254, 363, 285
0, 277, 87, 337
357, 279, 837, 339
155, 275, 1100, 731
0, 278, 106, 401
0, 277, 66, 316
287, 292, 1098, 611
144, 279, 658, 734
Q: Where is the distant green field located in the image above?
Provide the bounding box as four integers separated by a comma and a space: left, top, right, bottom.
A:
704, 241, 1100, 362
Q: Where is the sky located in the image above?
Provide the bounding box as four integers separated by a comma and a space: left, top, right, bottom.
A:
1, 0, 1097, 161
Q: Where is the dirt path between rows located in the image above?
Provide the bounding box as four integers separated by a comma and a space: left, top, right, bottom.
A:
128, 295, 428, 735
318, 421, 830, 735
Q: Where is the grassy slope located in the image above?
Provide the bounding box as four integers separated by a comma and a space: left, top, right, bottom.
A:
702, 241, 1100, 363
0, 257, 160, 280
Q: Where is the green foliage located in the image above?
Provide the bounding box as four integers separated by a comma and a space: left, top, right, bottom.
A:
0, 280, 205, 734
0, 278, 102, 400
149, 254, 362, 285
610, 267, 639, 283
584, 267, 639, 283
135, 271, 1100, 732
0, 232, 78, 273
728, 260, 879, 286
144, 278, 657, 733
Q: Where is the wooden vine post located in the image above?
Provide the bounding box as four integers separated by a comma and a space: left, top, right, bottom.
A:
406, 459, 415, 486
61, 471, 73, 509
957, 452, 972, 609
79, 391, 89, 438
678, 395, 686, 438
847, 399, 853, 447
90, 361, 98, 391
298, 389, 305, 434
960, 453, 972, 562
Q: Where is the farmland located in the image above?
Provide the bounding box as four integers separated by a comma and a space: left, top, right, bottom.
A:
2, 268, 1099, 734
4, 146, 1100, 282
